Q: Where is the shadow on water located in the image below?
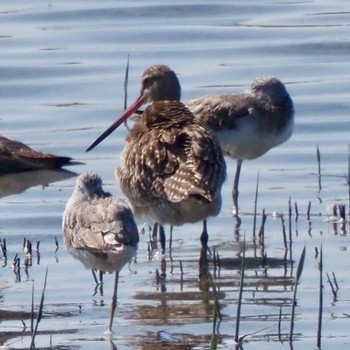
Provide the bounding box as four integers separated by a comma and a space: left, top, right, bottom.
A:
124, 239, 295, 346
0, 169, 77, 198
0, 308, 79, 349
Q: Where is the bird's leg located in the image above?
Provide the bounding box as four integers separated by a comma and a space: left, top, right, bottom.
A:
106, 272, 119, 334
200, 220, 211, 259
147, 223, 159, 259
159, 225, 166, 255
232, 159, 243, 216
92, 269, 99, 284
99, 271, 104, 296
91, 270, 99, 297
198, 246, 210, 290
99, 270, 104, 284
200, 220, 208, 250
169, 225, 173, 254
151, 222, 158, 241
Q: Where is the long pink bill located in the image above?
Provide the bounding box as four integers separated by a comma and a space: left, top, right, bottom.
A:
86, 95, 145, 152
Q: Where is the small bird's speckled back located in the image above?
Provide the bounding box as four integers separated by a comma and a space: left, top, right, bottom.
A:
62, 172, 139, 272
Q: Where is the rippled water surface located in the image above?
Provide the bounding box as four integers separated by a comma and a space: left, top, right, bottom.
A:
1, 1, 350, 349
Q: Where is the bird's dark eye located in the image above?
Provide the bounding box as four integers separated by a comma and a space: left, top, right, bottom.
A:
143, 77, 151, 86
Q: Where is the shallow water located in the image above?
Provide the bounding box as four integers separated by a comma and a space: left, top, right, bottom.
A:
1, 1, 350, 349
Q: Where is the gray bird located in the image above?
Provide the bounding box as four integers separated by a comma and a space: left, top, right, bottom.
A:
187, 76, 294, 216
62, 172, 139, 333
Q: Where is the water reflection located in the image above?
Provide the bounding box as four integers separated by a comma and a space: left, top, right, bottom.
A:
66, 246, 137, 333
127, 238, 295, 348
0, 169, 77, 198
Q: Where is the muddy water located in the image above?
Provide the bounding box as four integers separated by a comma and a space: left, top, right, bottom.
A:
1, 1, 350, 349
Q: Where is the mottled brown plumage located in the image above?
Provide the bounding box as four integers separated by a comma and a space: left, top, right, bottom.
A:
0, 135, 76, 175
87, 64, 226, 250
187, 76, 294, 215
118, 99, 225, 225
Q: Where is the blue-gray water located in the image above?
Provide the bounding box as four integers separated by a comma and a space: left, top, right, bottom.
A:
1, 1, 350, 349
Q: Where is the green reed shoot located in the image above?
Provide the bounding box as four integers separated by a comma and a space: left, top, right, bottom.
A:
317, 245, 323, 349
288, 197, 292, 242
346, 144, 350, 217
30, 267, 48, 349
289, 245, 306, 342
252, 171, 260, 239
234, 238, 246, 345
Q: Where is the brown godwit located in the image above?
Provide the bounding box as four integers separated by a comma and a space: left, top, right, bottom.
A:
86, 64, 226, 253
186, 76, 294, 216
62, 172, 139, 333
0, 135, 77, 175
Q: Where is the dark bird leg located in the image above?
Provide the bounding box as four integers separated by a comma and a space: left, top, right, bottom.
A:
200, 220, 208, 250
159, 224, 166, 255
200, 220, 212, 260
232, 159, 243, 216
106, 272, 119, 334
169, 225, 173, 255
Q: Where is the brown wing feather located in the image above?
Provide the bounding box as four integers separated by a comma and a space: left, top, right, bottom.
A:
117, 100, 226, 206
0, 135, 73, 173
